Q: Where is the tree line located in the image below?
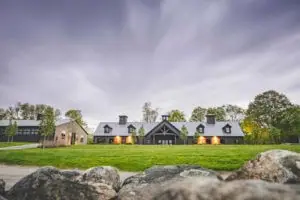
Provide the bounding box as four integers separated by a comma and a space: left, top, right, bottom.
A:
141, 90, 300, 144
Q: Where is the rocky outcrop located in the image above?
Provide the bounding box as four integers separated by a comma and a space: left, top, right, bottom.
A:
0, 179, 4, 196
78, 166, 120, 191
118, 165, 222, 200
6, 166, 118, 200
226, 150, 300, 183
152, 177, 300, 200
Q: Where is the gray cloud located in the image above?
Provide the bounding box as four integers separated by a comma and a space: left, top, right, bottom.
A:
1, 0, 300, 129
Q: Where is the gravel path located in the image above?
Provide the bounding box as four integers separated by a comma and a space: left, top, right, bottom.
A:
0, 143, 39, 151
0, 165, 137, 190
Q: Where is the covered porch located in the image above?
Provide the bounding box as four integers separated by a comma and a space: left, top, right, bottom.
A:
145, 120, 180, 144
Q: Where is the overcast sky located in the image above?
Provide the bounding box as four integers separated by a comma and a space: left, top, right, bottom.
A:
1, 0, 300, 129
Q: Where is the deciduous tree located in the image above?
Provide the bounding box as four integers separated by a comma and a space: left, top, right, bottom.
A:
138, 126, 145, 144
247, 90, 292, 128
223, 104, 245, 121
180, 125, 188, 144
193, 130, 201, 143
39, 107, 56, 149
207, 107, 226, 121
190, 107, 207, 122
168, 110, 186, 122
65, 109, 87, 128
0, 108, 6, 120
278, 105, 300, 143
142, 102, 159, 123
5, 121, 18, 142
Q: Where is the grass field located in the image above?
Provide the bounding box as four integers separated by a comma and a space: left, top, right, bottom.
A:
0, 144, 300, 171
0, 142, 30, 148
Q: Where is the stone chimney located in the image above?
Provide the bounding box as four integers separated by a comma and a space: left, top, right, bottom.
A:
206, 114, 216, 124
161, 115, 169, 121
119, 115, 128, 125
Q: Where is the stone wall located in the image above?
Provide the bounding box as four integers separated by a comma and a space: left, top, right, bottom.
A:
2, 149, 299, 200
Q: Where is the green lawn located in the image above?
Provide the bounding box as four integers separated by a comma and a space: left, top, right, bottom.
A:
0, 145, 300, 171
0, 142, 30, 148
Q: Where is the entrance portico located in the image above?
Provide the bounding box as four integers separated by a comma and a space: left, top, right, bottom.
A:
145, 120, 180, 144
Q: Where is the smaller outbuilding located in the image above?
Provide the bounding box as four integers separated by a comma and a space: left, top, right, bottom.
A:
0, 119, 88, 145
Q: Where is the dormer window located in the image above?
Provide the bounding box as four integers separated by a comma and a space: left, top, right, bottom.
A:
223, 124, 232, 134
104, 125, 112, 134
197, 124, 205, 133
127, 124, 136, 133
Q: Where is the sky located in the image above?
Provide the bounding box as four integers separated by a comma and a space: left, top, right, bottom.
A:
1, 0, 300, 130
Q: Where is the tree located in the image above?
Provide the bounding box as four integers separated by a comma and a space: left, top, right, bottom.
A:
29, 104, 35, 120
5, 106, 17, 120
55, 109, 61, 120
15, 102, 21, 119
142, 102, 159, 123
206, 107, 226, 121
131, 129, 137, 144
0, 108, 6, 120
39, 107, 56, 149
223, 104, 245, 121
190, 107, 207, 122
20, 103, 31, 119
168, 110, 186, 122
278, 105, 300, 143
241, 116, 272, 144
194, 130, 201, 143
65, 109, 87, 127
5, 121, 18, 142
180, 125, 188, 144
35, 104, 47, 120
138, 126, 145, 144
247, 90, 292, 128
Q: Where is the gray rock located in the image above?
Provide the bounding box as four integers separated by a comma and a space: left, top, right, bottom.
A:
6, 166, 117, 200
61, 169, 82, 179
0, 179, 5, 196
226, 150, 300, 183
152, 178, 300, 200
0, 195, 7, 200
79, 166, 121, 191
118, 165, 222, 200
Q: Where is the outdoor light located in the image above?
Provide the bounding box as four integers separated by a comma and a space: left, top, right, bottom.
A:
126, 136, 133, 144
114, 136, 122, 144
211, 136, 220, 145
197, 136, 206, 144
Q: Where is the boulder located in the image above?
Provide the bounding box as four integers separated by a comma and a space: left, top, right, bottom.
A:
0, 179, 5, 196
152, 178, 300, 200
6, 166, 117, 200
226, 150, 300, 183
78, 166, 120, 191
117, 165, 222, 200
61, 169, 82, 179
0, 195, 7, 200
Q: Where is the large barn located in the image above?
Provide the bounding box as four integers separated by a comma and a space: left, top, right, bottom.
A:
0, 119, 88, 145
94, 115, 245, 144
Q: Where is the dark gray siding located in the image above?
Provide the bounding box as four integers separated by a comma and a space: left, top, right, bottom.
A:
0, 126, 41, 142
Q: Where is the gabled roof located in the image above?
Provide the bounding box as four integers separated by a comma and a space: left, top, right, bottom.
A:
94, 121, 244, 137
0, 120, 40, 127
145, 120, 181, 137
